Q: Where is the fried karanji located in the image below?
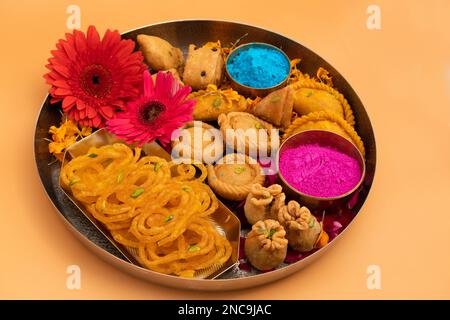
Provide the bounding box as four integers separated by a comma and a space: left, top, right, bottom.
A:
283, 110, 365, 157
60, 143, 231, 278
218, 111, 275, 156
189, 84, 248, 121
289, 68, 355, 126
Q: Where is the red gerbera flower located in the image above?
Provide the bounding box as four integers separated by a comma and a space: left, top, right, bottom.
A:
44, 26, 146, 128
106, 70, 195, 146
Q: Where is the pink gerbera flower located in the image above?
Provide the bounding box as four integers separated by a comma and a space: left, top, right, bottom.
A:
106, 70, 195, 146
44, 26, 146, 128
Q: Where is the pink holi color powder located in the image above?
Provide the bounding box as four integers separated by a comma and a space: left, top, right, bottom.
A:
279, 144, 361, 198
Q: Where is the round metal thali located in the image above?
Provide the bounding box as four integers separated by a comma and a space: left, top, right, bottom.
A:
34, 20, 376, 291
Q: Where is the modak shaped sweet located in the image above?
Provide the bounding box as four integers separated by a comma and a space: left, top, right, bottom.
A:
277, 201, 329, 252
244, 183, 285, 225
245, 219, 288, 271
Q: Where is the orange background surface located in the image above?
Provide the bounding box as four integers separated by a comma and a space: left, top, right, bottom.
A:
0, 0, 449, 299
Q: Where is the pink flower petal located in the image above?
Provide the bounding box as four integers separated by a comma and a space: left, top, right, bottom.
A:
143, 70, 154, 98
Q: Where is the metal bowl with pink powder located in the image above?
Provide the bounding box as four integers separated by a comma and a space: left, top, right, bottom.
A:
277, 130, 366, 209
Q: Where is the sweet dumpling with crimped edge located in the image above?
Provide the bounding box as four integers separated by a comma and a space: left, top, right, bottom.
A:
289, 76, 355, 126
244, 183, 285, 225
207, 153, 265, 201
244, 219, 288, 271
182, 42, 224, 90
283, 110, 365, 157
137, 35, 184, 72
277, 200, 329, 252
218, 112, 274, 156
189, 85, 247, 121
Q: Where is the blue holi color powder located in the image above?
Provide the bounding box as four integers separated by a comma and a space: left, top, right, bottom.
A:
227, 45, 290, 89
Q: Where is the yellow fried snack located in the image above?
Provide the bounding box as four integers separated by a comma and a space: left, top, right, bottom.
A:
60, 143, 231, 278
283, 110, 365, 157
138, 217, 232, 277
189, 84, 248, 121
289, 76, 355, 126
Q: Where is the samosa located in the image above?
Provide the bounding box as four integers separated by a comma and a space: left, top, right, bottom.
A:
251, 86, 294, 129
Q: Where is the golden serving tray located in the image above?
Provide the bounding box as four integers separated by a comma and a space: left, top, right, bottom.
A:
34, 20, 376, 291
60, 129, 240, 279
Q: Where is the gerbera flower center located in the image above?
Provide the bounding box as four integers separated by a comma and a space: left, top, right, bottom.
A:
139, 101, 166, 124
80, 64, 113, 98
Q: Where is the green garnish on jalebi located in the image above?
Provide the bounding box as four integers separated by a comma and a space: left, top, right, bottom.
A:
131, 188, 145, 198
308, 217, 315, 228
154, 162, 163, 172
164, 214, 174, 223
182, 186, 192, 192
255, 123, 262, 129
188, 245, 200, 253
234, 166, 245, 174
88, 153, 98, 158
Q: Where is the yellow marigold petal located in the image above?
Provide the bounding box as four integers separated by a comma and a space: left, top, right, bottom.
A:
203, 40, 221, 49
80, 126, 92, 137
206, 84, 218, 92
246, 96, 262, 109
65, 120, 80, 136
48, 141, 66, 154
63, 135, 78, 148
290, 58, 301, 68
54, 126, 67, 142
55, 153, 64, 162
47, 114, 94, 161
317, 67, 333, 87
48, 125, 58, 135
